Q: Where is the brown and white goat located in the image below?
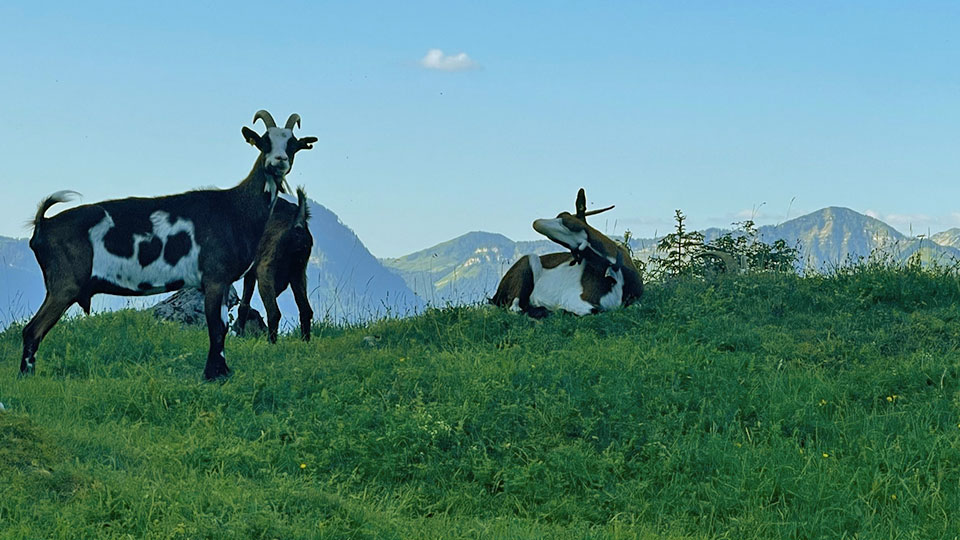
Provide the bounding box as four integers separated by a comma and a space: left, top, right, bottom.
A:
21, 110, 316, 380
491, 189, 643, 318
235, 187, 314, 343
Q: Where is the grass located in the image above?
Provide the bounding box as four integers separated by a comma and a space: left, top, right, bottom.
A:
2, 261, 960, 538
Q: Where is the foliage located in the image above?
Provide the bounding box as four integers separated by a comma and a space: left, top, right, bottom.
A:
648, 212, 800, 281
2, 259, 960, 538
648, 210, 704, 280
706, 219, 800, 273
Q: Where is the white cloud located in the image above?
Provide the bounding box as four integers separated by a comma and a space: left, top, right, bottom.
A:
420, 49, 477, 71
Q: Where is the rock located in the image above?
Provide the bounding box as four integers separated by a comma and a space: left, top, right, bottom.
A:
152, 286, 239, 326
234, 307, 267, 337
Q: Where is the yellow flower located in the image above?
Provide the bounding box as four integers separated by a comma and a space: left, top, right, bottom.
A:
890, 494, 897, 501
822, 453, 829, 458
300, 463, 307, 469
819, 399, 827, 406
886, 396, 893, 402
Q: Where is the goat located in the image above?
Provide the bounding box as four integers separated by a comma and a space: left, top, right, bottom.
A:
20, 110, 316, 380
490, 189, 643, 318
235, 187, 314, 343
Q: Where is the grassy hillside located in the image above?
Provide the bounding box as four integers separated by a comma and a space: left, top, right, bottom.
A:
2, 263, 960, 538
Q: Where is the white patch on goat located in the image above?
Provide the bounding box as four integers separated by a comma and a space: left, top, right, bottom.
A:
529, 259, 594, 316
532, 218, 588, 252
89, 210, 202, 292
598, 266, 624, 311
221, 303, 229, 328
509, 297, 521, 312
264, 127, 292, 176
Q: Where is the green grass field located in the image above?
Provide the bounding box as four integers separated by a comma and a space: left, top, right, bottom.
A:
2, 263, 960, 539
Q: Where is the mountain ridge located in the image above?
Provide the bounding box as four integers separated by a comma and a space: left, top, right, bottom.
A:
381, 206, 960, 304
4, 205, 960, 329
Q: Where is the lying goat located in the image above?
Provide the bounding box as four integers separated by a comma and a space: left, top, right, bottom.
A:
491, 189, 643, 318
236, 187, 314, 342
21, 110, 316, 380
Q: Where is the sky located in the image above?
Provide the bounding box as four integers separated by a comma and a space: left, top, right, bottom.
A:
1, 1, 958, 257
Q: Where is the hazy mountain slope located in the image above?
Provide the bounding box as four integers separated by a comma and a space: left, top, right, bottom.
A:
931, 228, 960, 249
0, 237, 44, 325
381, 232, 550, 305
301, 200, 423, 322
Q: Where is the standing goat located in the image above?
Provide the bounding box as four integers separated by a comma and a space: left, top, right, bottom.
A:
21, 110, 316, 380
235, 187, 314, 343
491, 189, 643, 318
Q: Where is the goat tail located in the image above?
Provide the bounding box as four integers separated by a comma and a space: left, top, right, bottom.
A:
294, 186, 311, 229
31, 190, 81, 229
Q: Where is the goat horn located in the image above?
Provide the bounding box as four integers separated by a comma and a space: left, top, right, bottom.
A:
584, 205, 615, 217
284, 114, 301, 130
697, 249, 742, 273
253, 110, 277, 129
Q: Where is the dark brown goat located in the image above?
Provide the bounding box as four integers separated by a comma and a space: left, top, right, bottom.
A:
21, 110, 316, 380
490, 189, 643, 318
236, 187, 314, 342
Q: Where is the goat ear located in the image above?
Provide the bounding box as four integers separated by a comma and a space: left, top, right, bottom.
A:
242, 127, 262, 147
297, 137, 318, 150
576, 188, 587, 221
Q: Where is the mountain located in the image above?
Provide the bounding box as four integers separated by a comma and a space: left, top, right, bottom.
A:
756, 207, 960, 270
931, 228, 960, 249
382, 207, 960, 303
0, 237, 45, 325
380, 232, 559, 305
302, 200, 423, 322
0, 199, 423, 329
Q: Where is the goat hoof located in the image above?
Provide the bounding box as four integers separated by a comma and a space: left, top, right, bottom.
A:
203, 365, 232, 382
18, 362, 35, 378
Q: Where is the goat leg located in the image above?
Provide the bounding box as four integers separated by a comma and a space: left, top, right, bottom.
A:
202, 282, 231, 380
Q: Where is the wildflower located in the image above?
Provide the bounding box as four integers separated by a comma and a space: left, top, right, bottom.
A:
886, 396, 893, 402
300, 463, 307, 470
822, 453, 829, 458
890, 494, 897, 501
819, 399, 827, 406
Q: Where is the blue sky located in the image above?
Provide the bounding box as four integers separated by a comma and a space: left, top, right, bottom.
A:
2, 1, 958, 257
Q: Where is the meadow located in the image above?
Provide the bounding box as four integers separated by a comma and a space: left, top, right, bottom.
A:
2, 261, 960, 539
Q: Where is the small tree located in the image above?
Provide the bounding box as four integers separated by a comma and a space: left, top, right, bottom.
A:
648, 210, 705, 279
